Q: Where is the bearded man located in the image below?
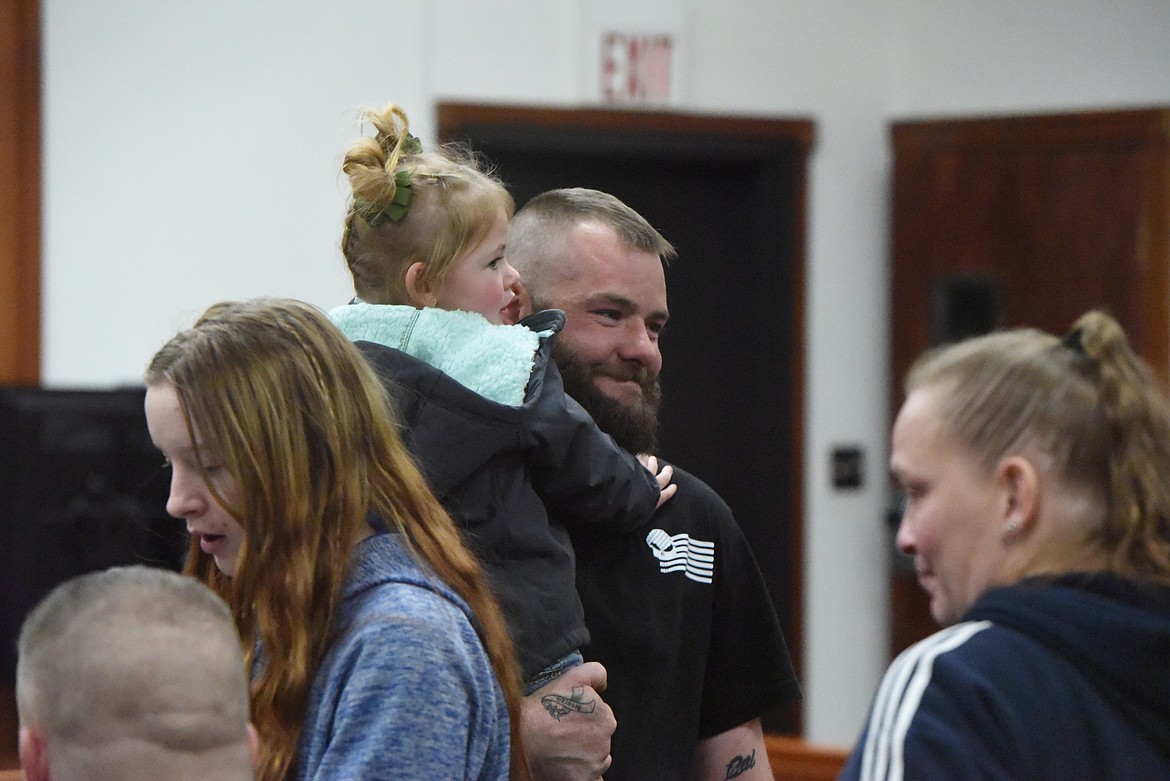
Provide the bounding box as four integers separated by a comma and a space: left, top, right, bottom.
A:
508, 188, 801, 781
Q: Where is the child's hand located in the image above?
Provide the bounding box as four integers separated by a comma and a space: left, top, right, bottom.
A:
638, 454, 677, 508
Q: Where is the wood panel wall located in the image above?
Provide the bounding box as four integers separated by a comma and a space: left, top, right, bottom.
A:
0, 0, 39, 764
1, 0, 41, 386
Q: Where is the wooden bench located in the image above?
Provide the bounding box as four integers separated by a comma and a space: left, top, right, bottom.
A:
0, 733, 848, 781
766, 733, 850, 781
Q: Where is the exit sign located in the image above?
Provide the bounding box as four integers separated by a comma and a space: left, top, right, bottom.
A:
600, 32, 674, 105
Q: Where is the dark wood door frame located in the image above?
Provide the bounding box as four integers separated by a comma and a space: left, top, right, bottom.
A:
439, 102, 812, 733
0, 0, 41, 387
0, 0, 40, 764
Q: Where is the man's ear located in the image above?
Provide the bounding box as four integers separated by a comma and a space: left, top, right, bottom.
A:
404, 262, 438, 307
19, 725, 50, 781
998, 455, 1040, 541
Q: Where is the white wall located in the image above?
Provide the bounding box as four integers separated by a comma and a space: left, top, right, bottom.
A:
888, 0, 1170, 115
42, 0, 428, 384
40, 0, 1170, 748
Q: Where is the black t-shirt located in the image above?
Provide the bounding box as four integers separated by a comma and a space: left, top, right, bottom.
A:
572, 467, 802, 780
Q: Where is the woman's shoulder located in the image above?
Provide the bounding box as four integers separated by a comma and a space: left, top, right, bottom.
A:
878, 618, 1066, 719
324, 536, 496, 684
888, 620, 1000, 680
299, 534, 510, 781
345, 533, 472, 619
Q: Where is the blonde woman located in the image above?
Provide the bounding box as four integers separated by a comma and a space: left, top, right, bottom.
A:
843, 310, 1170, 780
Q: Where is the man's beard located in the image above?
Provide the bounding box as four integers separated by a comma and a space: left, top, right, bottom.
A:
552, 341, 662, 454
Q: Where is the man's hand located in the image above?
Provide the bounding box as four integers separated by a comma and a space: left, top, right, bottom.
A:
522, 661, 616, 780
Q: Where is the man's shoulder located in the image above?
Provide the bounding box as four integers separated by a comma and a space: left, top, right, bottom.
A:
666, 464, 717, 493
654, 464, 736, 530
569, 461, 756, 583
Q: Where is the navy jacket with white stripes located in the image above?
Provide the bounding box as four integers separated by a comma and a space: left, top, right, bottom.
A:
840, 573, 1170, 780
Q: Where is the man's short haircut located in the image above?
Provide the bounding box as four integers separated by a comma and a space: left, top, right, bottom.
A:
508, 188, 675, 305
16, 565, 249, 752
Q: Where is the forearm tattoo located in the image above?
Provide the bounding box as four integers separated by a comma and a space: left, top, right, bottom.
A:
540, 685, 597, 721
725, 748, 756, 779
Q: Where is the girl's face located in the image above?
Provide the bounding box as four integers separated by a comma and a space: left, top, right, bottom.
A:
434, 208, 522, 324
145, 382, 246, 577
890, 385, 1010, 626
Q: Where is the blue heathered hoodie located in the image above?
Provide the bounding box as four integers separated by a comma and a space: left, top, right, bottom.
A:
291, 532, 510, 781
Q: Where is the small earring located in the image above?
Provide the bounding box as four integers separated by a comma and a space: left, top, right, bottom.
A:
1005, 520, 1020, 535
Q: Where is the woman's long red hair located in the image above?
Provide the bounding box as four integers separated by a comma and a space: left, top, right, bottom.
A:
146, 298, 528, 780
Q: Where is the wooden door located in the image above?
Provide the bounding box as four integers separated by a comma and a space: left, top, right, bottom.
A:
0, 0, 41, 388
439, 103, 813, 733
889, 108, 1170, 656
0, 0, 40, 765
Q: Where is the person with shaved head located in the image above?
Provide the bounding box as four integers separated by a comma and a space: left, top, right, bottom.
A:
15, 565, 257, 781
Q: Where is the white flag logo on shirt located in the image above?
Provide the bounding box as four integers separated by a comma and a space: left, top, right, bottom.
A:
645, 528, 714, 584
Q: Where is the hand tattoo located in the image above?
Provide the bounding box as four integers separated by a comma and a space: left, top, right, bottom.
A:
540, 685, 597, 722
725, 749, 756, 779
